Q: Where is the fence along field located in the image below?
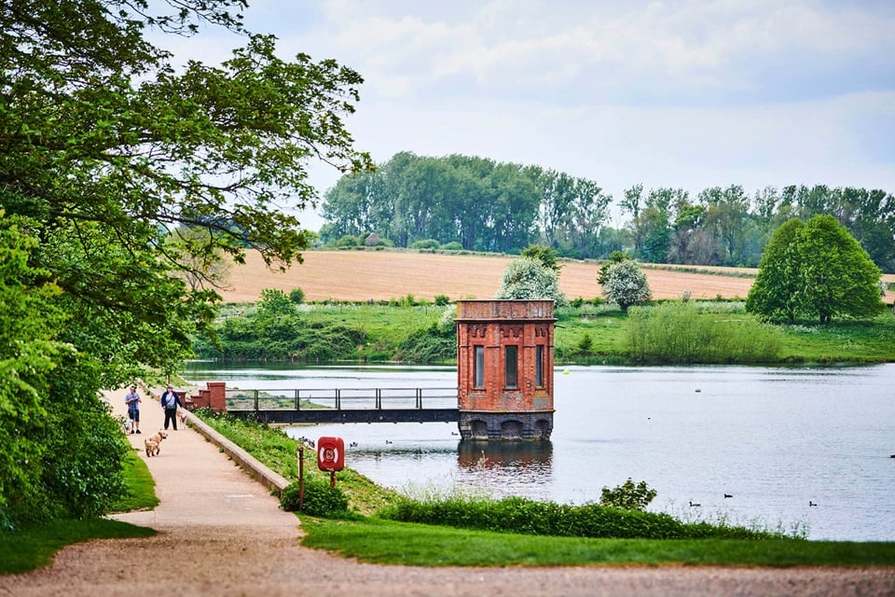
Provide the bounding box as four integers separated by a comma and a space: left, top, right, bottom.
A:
217, 250, 892, 303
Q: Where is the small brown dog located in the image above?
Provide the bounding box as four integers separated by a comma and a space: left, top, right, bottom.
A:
144, 431, 168, 457
177, 410, 187, 424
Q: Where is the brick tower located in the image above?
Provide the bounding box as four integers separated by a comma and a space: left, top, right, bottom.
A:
455, 300, 555, 441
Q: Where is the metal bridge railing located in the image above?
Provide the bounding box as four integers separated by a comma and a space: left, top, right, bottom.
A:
225, 387, 458, 412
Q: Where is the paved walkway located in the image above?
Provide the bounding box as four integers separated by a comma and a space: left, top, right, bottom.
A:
0, 392, 893, 596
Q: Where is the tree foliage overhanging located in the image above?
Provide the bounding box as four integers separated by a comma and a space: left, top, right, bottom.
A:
322, 155, 895, 272
0, 0, 370, 527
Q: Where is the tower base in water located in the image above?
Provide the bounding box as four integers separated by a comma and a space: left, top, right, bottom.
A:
458, 411, 553, 441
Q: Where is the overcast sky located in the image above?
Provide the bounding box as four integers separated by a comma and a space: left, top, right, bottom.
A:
155, 0, 895, 229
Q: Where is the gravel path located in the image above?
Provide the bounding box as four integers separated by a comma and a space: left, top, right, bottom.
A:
1, 392, 892, 596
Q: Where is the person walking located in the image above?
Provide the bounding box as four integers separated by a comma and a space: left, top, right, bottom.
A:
125, 385, 142, 434
160, 385, 183, 431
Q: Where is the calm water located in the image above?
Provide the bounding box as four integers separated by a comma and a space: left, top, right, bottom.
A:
184, 362, 895, 541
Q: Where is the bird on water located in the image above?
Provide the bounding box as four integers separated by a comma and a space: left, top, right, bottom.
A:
689, 500, 701, 507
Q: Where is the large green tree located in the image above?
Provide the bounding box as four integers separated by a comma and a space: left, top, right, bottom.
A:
745, 219, 806, 322
798, 215, 884, 323
747, 216, 884, 323
1, 0, 371, 525
2, 0, 371, 378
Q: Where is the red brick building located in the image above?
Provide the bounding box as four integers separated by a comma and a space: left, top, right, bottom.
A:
455, 299, 555, 440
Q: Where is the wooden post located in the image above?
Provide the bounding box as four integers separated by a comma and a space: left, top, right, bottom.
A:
330, 470, 336, 488
298, 445, 305, 510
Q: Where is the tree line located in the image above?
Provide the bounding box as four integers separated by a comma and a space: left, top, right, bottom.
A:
320, 152, 895, 272
320, 152, 615, 256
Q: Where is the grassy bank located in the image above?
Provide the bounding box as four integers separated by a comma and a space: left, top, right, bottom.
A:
302, 517, 895, 567
193, 410, 396, 514
109, 449, 159, 513
0, 519, 155, 575
195, 301, 895, 365
0, 445, 158, 575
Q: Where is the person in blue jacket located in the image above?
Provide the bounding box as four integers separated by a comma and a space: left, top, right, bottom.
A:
160, 385, 183, 430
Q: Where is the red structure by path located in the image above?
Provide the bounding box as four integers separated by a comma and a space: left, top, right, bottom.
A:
455, 300, 555, 440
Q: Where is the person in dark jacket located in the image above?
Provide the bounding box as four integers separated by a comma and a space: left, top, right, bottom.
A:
160, 385, 183, 430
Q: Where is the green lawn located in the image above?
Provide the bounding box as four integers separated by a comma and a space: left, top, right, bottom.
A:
301, 516, 895, 568
109, 449, 159, 513
778, 316, 895, 363
0, 519, 154, 575
303, 304, 443, 361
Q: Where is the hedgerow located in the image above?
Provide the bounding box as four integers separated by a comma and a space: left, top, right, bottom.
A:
379, 495, 773, 540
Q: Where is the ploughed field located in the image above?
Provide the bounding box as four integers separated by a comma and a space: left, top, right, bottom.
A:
222, 250, 740, 302
220, 250, 895, 303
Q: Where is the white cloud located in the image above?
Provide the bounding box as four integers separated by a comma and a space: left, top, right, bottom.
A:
290, 0, 895, 105
146, 1, 895, 230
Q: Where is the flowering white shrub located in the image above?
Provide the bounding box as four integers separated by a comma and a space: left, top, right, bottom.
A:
437, 304, 457, 333
602, 260, 651, 312
496, 257, 568, 306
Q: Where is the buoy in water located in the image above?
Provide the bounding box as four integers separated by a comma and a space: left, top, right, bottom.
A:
562, 368, 570, 376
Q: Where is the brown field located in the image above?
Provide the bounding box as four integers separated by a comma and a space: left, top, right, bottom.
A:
219, 250, 895, 303
218, 250, 895, 303
219, 250, 744, 302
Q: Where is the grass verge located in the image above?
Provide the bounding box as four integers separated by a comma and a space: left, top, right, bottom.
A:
0, 519, 154, 575
193, 410, 398, 514
301, 516, 895, 568
109, 449, 159, 513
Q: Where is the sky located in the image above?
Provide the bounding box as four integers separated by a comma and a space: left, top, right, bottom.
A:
153, 0, 895, 229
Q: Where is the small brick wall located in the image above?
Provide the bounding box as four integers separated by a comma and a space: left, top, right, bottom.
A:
190, 381, 227, 412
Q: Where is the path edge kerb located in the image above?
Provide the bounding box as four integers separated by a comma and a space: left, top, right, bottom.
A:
182, 410, 290, 496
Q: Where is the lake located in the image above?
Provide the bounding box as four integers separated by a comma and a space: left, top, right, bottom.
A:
183, 362, 895, 541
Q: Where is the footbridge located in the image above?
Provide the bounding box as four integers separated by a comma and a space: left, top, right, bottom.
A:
220, 385, 460, 425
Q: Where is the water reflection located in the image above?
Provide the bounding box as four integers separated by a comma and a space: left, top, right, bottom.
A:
458, 441, 554, 470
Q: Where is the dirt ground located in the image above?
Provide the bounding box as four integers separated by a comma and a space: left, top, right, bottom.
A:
1, 392, 892, 596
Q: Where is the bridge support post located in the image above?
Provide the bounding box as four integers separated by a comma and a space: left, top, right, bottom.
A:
195, 381, 227, 413
455, 300, 555, 441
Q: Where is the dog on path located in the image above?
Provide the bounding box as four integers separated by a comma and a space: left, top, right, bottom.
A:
144, 438, 159, 457
144, 431, 168, 457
